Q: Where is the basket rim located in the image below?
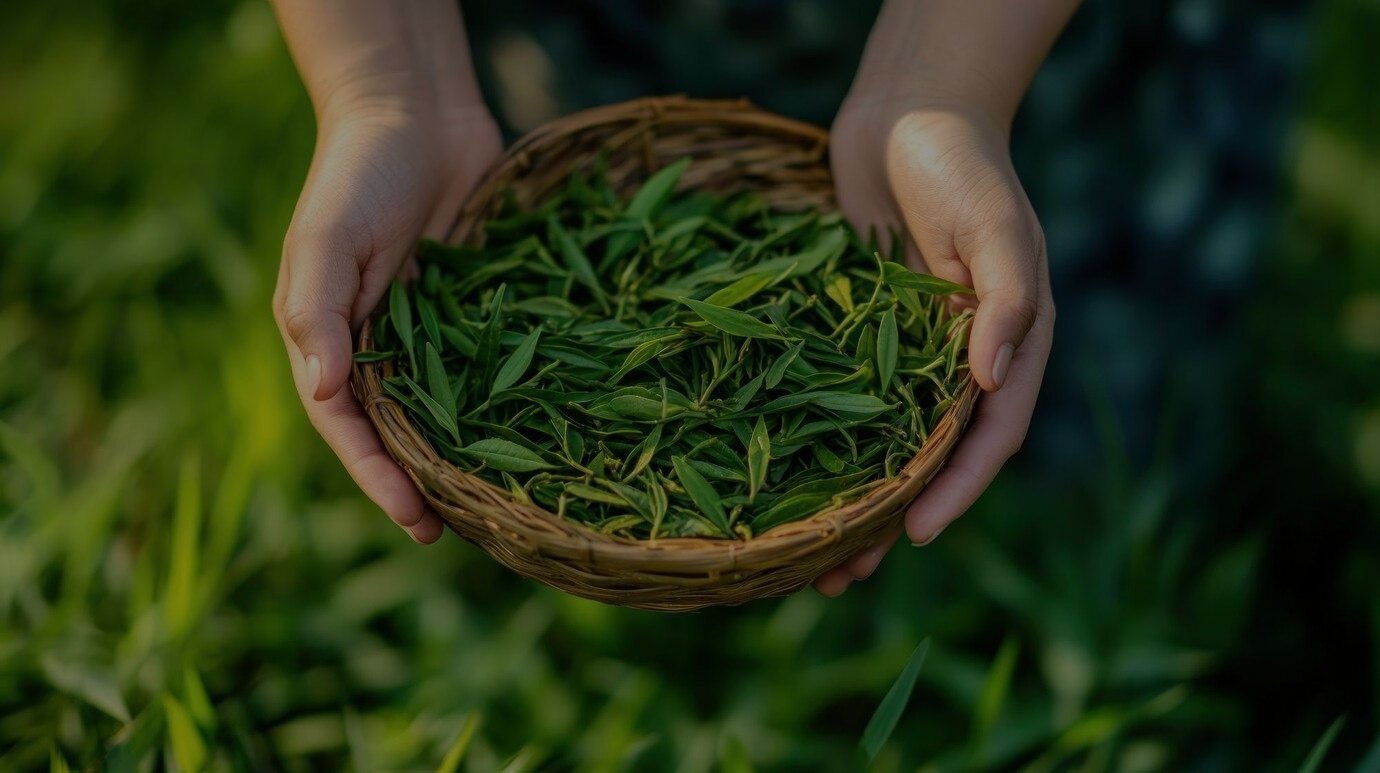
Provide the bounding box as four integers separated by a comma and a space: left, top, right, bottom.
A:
352, 95, 979, 574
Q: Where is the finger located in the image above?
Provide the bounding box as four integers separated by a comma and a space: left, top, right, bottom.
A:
905, 311, 1051, 543
276, 229, 364, 402
407, 510, 446, 544
957, 195, 1042, 392
814, 567, 854, 597
844, 527, 901, 581
281, 337, 429, 532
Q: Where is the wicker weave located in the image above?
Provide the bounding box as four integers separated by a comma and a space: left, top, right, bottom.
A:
352, 96, 980, 611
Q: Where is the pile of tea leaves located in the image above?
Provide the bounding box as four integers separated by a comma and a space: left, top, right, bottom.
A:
359, 158, 972, 539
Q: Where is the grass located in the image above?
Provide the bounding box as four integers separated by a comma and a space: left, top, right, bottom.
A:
1, 0, 1377, 769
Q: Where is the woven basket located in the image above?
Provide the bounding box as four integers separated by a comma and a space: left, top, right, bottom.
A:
352, 96, 980, 612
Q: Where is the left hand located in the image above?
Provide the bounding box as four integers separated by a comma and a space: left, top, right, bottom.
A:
814, 97, 1055, 596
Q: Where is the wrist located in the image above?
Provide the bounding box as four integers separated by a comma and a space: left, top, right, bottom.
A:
841, 66, 1013, 137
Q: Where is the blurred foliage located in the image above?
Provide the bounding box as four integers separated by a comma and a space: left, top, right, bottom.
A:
1, 0, 1378, 770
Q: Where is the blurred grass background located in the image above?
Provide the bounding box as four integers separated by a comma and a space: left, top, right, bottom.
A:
2, 0, 1378, 770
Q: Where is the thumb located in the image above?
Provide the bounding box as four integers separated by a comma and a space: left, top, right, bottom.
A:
274, 236, 362, 402
961, 205, 1043, 392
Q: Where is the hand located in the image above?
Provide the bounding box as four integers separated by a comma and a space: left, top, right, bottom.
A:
814, 100, 1055, 595
273, 99, 502, 543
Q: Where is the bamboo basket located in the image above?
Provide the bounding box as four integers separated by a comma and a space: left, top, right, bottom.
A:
353, 96, 980, 612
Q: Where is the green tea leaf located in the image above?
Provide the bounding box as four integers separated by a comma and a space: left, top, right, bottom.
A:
403, 375, 459, 443
389, 280, 414, 362
751, 491, 833, 532
765, 341, 804, 389
678, 297, 785, 340
860, 639, 931, 764
816, 444, 846, 473
755, 390, 894, 417
416, 292, 443, 350
426, 342, 455, 414
824, 274, 854, 313
877, 307, 898, 390
881, 261, 974, 295
352, 350, 396, 363
565, 483, 629, 506
492, 328, 542, 395
672, 456, 733, 537
610, 334, 678, 383
548, 216, 608, 307
748, 418, 771, 503
626, 157, 691, 221
703, 271, 779, 307
460, 439, 553, 472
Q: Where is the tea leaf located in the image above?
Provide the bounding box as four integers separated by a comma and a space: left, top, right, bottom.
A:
752, 491, 834, 532
703, 271, 779, 307
816, 444, 846, 473
765, 341, 804, 389
548, 216, 608, 307
425, 342, 455, 414
748, 418, 771, 503
389, 280, 415, 364
878, 307, 898, 389
565, 483, 629, 506
825, 274, 854, 313
459, 439, 553, 472
881, 262, 974, 295
672, 456, 733, 537
679, 297, 785, 340
492, 328, 542, 395
416, 292, 443, 350
403, 375, 460, 443
379, 160, 967, 537
626, 157, 691, 221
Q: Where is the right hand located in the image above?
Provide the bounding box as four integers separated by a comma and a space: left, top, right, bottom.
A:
273, 99, 503, 543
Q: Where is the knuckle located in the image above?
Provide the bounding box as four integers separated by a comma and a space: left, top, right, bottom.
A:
998, 292, 1039, 334
280, 300, 324, 344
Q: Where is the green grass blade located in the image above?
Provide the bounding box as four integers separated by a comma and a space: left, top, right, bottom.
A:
165, 454, 201, 639
968, 638, 1020, 767
1299, 714, 1345, 773
860, 638, 931, 765
437, 713, 481, 773
162, 694, 208, 773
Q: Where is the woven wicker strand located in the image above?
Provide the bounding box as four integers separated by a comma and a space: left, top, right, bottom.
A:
352, 96, 980, 612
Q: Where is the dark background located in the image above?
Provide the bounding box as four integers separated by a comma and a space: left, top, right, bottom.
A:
2, 0, 1378, 769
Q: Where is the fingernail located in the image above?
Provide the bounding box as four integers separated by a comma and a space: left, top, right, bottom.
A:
911, 527, 945, 547
306, 354, 322, 399
991, 343, 1014, 390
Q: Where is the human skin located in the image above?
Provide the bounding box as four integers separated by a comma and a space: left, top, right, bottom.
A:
270, 0, 1072, 576
815, 0, 1076, 595
271, 0, 501, 543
